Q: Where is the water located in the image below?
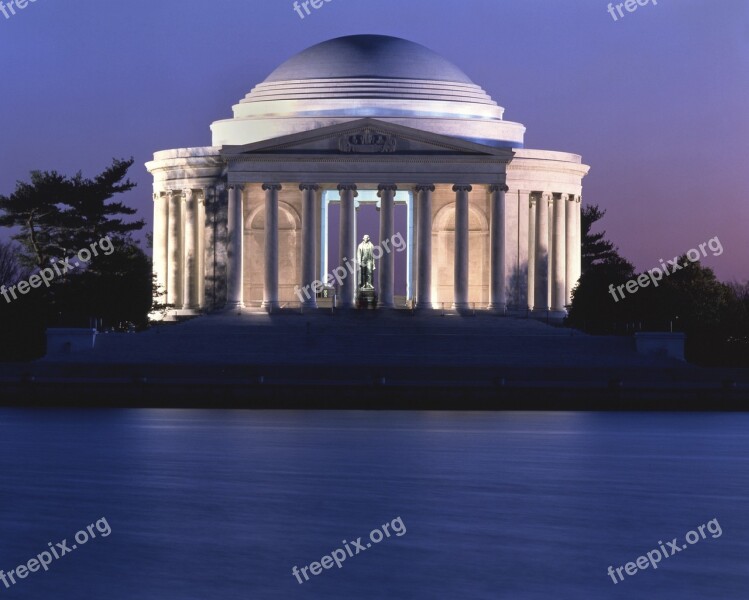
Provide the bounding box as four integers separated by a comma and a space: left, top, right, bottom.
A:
0, 410, 746, 599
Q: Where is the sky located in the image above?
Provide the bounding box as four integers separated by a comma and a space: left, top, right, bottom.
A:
0, 0, 747, 282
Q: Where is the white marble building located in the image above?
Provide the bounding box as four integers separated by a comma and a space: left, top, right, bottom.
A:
146, 35, 589, 317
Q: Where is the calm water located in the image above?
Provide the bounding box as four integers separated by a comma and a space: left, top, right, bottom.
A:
0, 410, 746, 599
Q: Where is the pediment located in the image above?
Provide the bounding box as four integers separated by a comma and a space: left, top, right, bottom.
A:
221, 118, 510, 158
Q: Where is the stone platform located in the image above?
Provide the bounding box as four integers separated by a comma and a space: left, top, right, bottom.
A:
0, 312, 747, 408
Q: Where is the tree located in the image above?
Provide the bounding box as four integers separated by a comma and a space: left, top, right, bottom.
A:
634, 258, 730, 333
0, 158, 143, 269
567, 255, 635, 332
0, 241, 45, 361
52, 237, 155, 329
0, 160, 153, 351
581, 205, 623, 272
0, 171, 68, 268
0, 241, 28, 287
568, 204, 635, 331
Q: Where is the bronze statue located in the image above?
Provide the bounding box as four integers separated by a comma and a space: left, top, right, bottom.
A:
357, 235, 376, 290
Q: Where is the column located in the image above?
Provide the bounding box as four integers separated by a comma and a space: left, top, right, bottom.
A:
262, 184, 281, 311
300, 184, 319, 309
415, 184, 434, 309
226, 184, 244, 309
377, 184, 397, 308
489, 184, 509, 311
565, 194, 577, 304
167, 191, 183, 308
152, 191, 169, 306
182, 189, 198, 310
534, 192, 551, 312
320, 196, 329, 281
452, 185, 472, 309
337, 184, 357, 308
551, 194, 567, 312
527, 195, 536, 311
197, 189, 208, 308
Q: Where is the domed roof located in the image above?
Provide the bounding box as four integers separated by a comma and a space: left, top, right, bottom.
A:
211, 35, 527, 149
265, 35, 474, 84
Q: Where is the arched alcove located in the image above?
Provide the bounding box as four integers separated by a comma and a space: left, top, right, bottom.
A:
245, 202, 301, 304
431, 202, 489, 306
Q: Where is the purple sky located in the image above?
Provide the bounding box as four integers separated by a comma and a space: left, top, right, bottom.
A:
1, 0, 747, 281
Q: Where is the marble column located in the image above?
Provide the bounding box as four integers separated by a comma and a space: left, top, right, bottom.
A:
551, 194, 567, 313
300, 184, 319, 309
527, 196, 536, 311
167, 191, 183, 308
262, 184, 281, 311
377, 184, 397, 308
534, 192, 551, 312
197, 189, 208, 309
565, 194, 577, 304
337, 184, 358, 308
452, 185, 472, 309
226, 184, 244, 309
182, 189, 198, 310
152, 191, 169, 306
489, 184, 509, 312
415, 184, 434, 309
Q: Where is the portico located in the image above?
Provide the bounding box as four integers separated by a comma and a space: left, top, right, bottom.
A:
217, 119, 514, 311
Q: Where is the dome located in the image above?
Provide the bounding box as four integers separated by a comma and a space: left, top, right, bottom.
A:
264, 35, 474, 84
211, 35, 526, 149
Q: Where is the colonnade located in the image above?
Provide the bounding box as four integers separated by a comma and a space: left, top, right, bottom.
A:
153, 183, 580, 314
528, 192, 582, 313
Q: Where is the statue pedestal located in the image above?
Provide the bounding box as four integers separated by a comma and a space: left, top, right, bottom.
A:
356, 288, 378, 310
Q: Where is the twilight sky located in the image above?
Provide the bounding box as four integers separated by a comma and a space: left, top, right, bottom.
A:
0, 0, 747, 281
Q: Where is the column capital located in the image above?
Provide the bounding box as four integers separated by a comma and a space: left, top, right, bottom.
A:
576, 195, 582, 204
452, 184, 473, 193
152, 192, 161, 202
182, 188, 194, 201
541, 191, 553, 202
165, 189, 175, 199
414, 184, 435, 193
489, 184, 509, 193
377, 184, 398, 196
227, 184, 244, 191
559, 193, 570, 202
337, 184, 358, 197
262, 183, 282, 192
299, 183, 320, 192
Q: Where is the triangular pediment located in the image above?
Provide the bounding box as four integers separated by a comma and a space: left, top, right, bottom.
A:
221, 118, 510, 158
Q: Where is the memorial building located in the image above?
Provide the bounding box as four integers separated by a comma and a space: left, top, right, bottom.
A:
146, 34, 589, 318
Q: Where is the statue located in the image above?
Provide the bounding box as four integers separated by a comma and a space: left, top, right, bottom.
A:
357, 234, 376, 290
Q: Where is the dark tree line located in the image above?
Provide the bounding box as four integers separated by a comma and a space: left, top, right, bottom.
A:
0, 159, 156, 361
568, 205, 749, 366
